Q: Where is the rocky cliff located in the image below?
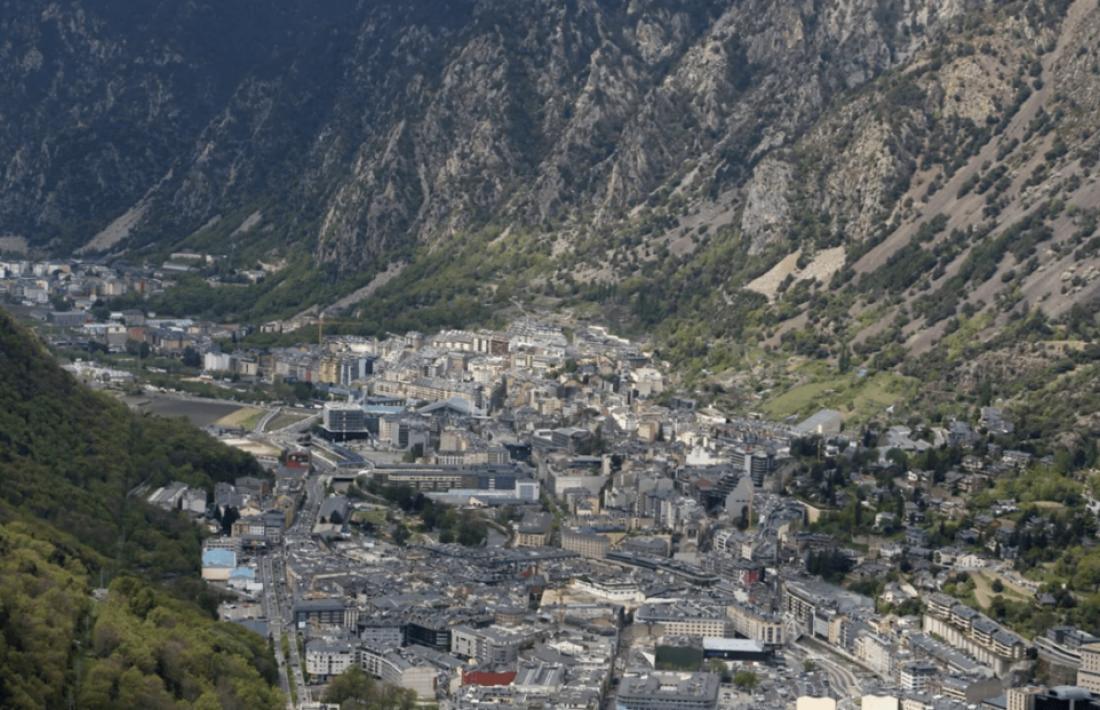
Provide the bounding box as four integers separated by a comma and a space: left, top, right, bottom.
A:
3, 0, 1099, 373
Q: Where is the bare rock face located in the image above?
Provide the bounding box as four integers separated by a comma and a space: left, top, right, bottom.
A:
3, 0, 1099, 349
741, 158, 794, 254
0, 0, 993, 259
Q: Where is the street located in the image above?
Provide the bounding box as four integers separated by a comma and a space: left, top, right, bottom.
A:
259, 416, 327, 708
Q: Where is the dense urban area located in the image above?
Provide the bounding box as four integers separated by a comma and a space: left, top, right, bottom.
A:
4, 255, 1100, 710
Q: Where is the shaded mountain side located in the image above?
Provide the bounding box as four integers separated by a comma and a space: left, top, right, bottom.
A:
0, 308, 281, 709
0, 0, 1056, 268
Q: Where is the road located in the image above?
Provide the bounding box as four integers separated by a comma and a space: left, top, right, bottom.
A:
262, 539, 310, 707
792, 638, 866, 708
246, 400, 336, 708
260, 554, 294, 708
254, 407, 280, 435
277, 550, 309, 706
263, 440, 328, 708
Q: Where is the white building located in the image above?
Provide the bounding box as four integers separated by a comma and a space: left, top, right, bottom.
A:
305, 639, 356, 679
204, 351, 233, 372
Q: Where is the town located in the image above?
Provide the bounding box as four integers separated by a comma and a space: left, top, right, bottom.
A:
4, 255, 1100, 710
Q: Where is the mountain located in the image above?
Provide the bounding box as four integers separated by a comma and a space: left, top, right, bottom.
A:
2, 0, 1099, 430
0, 309, 281, 709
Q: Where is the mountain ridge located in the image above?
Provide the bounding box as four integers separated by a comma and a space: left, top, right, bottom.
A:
2, 0, 1099, 417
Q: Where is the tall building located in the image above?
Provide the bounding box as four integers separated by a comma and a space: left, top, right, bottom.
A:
1079, 644, 1100, 694
321, 402, 367, 438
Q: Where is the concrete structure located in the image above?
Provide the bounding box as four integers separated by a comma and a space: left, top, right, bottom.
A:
358, 645, 437, 701
899, 661, 938, 693
322, 402, 368, 437
305, 639, 356, 679
1007, 686, 1044, 710
450, 625, 524, 666
635, 602, 728, 638
1078, 644, 1100, 694
561, 527, 610, 558
293, 598, 357, 630
923, 593, 1030, 677
725, 601, 784, 646
572, 577, 646, 604
616, 672, 719, 710
201, 548, 236, 581
861, 697, 900, 710
797, 699, 838, 710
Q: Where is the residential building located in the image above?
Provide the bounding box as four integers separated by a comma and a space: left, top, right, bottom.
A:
1079, 644, 1100, 694
305, 639, 356, 679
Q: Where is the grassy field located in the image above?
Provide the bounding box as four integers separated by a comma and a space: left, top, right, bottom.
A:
264, 410, 311, 432
761, 368, 917, 422
351, 508, 388, 527
215, 406, 265, 430
971, 570, 1032, 608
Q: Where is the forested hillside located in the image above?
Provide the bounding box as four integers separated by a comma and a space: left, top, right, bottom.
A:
0, 309, 281, 709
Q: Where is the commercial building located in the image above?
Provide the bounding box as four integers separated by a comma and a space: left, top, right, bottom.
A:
293, 598, 357, 630
321, 402, 368, 440
1032, 686, 1100, 708
572, 577, 646, 604
358, 645, 437, 701
635, 602, 728, 638
616, 672, 719, 710
201, 548, 237, 582
726, 601, 783, 646
561, 527, 611, 559
701, 637, 769, 662
450, 625, 524, 666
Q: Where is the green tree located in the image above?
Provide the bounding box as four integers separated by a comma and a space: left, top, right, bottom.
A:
324, 667, 376, 705
733, 670, 758, 691
181, 346, 202, 368
323, 666, 416, 710
1073, 555, 1100, 592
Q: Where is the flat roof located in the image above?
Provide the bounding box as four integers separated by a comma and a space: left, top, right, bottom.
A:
702, 637, 765, 652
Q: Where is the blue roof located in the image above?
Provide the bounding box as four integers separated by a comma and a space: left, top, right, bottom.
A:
229, 567, 256, 579
202, 549, 236, 568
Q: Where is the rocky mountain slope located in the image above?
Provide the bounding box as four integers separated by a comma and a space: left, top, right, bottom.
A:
3, 0, 1100, 401
1, 0, 1001, 260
